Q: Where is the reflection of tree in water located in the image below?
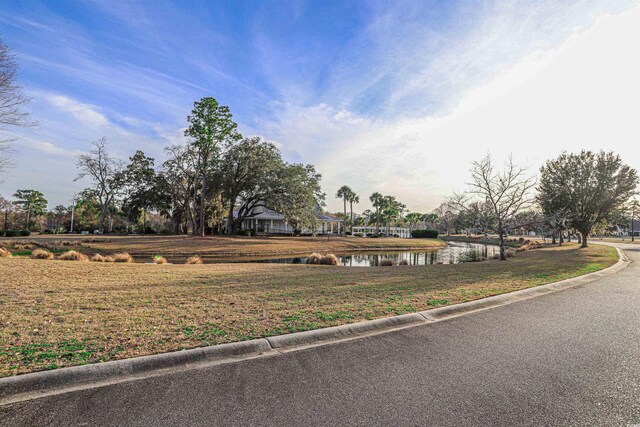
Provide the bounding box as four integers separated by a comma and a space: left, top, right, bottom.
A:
241, 243, 501, 266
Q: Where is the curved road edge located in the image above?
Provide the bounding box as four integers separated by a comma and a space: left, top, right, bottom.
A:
0, 245, 630, 406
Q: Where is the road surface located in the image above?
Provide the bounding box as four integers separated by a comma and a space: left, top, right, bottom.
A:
1, 243, 639, 426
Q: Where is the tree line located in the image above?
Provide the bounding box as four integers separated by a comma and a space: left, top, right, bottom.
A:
72, 97, 325, 235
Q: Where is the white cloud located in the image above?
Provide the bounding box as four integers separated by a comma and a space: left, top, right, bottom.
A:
45, 94, 110, 128
266, 5, 640, 213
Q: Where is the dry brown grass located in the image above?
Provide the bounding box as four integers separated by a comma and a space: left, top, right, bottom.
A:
13, 235, 446, 258
307, 253, 338, 265
90, 254, 106, 262
113, 253, 134, 263
57, 250, 88, 261
318, 254, 339, 265
31, 249, 54, 260
0, 247, 11, 257
185, 256, 203, 265
153, 256, 168, 264
306, 253, 323, 264
0, 243, 617, 377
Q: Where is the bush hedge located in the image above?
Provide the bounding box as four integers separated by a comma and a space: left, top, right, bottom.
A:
411, 229, 439, 238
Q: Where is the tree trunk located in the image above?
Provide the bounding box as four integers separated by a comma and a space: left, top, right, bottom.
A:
192, 183, 198, 236
559, 232, 563, 246
199, 174, 206, 237
580, 230, 588, 248
551, 230, 556, 245
99, 205, 106, 234
343, 198, 347, 233
142, 209, 146, 235
227, 204, 235, 235
349, 201, 353, 233
25, 202, 30, 230
498, 221, 506, 260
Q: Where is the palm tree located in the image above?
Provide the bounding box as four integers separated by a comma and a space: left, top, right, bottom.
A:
336, 185, 352, 233
348, 192, 359, 232
369, 192, 383, 234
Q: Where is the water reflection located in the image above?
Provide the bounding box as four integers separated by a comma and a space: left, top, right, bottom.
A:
241, 242, 500, 267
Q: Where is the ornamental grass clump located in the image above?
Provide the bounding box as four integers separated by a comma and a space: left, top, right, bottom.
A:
153, 255, 168, 264
185, 256, 203, 265
318, 254, 339, 265
90, 254, 106, 262
0, 247, 11, 257
113, 253, 134, 263
379, 259, 395, 266
31, 249, 54, 260
306, 253, 323, 264
58, 250, 88, 261
398, 259, 408, 266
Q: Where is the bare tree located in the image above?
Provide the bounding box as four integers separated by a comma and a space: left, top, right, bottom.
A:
0, 36, 35, 181
75, 138, 124, 234
456, 154, 536, 260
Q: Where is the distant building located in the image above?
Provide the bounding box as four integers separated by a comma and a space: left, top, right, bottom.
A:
233, 205, 343, 235
629, 219, 640, 237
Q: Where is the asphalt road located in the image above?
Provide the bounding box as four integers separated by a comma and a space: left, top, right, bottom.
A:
1, 243, 639, 426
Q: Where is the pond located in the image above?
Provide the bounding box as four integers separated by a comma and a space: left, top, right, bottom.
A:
215, 242, 501, 267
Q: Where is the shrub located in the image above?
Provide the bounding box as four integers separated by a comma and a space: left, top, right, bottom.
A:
411, 229, 439, 238
185, 256, 203, 265
20, 230, 31, 236
318, 254, 339, 265
90, 254, 106, 262
353, 233, 364, 237
4, 230, 20, 237
113, 253, 134, 263
398, 259, 408, 265
0, 247, 11, 257
31, 249, 54, 260
345, 231, 352, 235
379, 259, 395, 266
153, 255, 168, 264
58, 250, 88, 261
306, 253, 323, 264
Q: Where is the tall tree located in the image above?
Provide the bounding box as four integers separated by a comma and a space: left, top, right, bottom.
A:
76, 138, 125, 234
348, 192, 359, 232
123, 150, 159, 233
220, 137, 283, 234
369, 192, 384, 234
457, 154, 536, 260
539, 150, 638, 247
275, 164, 325, 234
162, 144, 198, 234
13, 189, 47, 230
0, 37, 35, 181
184, 97, 241, 237
405, 212, 423, 231
336, 186, 352, 231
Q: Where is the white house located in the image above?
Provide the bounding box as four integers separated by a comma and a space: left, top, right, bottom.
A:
234, 205, 343, 235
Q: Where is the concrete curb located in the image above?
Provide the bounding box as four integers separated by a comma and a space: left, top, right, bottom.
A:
0, 246, 630, 406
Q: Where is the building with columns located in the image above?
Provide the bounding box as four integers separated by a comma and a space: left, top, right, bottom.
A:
234, 205, 343, 235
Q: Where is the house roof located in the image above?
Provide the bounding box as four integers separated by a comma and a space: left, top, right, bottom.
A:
233, 206, 343, 222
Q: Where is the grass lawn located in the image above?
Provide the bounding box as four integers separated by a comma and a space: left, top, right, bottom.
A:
2, 235, 447, 259
0, 243, 617, 377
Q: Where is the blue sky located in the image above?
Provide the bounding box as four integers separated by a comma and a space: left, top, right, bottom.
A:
0, 0, 638, 211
